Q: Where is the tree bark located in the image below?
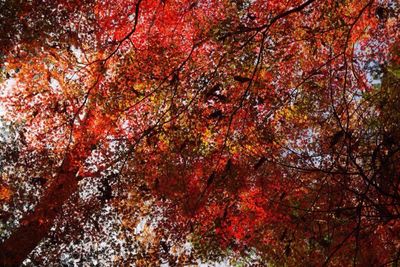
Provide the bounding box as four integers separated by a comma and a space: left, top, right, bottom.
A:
0, 157, 79, 267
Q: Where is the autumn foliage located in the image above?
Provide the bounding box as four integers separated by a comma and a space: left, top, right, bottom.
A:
0, 0, 400, 266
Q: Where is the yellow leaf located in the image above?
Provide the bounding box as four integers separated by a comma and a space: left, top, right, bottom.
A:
0, 185, 11, 202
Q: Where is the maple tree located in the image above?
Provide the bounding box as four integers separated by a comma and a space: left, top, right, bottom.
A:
0, 0, 400, 265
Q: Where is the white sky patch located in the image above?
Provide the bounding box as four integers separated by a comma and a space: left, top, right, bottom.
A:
50, 77, 61, 91
0, 78, 17, 116
70, 45, 83, 60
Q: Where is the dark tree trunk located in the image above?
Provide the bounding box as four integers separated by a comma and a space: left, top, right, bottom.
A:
0, 158, 79, 267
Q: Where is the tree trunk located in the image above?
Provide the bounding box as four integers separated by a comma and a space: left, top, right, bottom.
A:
0, 157, 79, 266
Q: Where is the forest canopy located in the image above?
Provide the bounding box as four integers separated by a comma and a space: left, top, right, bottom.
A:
0, 0, 400, 266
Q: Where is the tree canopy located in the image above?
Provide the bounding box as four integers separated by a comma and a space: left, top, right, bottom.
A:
0, 0, 399, 266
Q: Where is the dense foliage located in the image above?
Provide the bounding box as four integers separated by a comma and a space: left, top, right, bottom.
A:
0, 0, 399, 265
